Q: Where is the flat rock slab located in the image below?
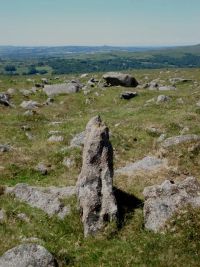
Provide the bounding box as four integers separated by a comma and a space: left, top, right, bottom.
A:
161, 134, 200, 148
6, 184, 76, 219
0, 244, 57, 267
43, 81, 82, 96
115, 156, 167, 176
143, 177, 200, 232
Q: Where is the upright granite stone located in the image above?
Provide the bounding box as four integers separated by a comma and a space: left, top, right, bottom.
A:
77, 116, 118, 236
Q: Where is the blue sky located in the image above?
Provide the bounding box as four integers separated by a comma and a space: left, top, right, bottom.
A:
0, 0, 200, 46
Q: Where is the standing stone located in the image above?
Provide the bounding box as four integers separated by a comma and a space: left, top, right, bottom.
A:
76, 116, 118, 237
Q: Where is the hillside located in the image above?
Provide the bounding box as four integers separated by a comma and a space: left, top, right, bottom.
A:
0, 68, 200, 266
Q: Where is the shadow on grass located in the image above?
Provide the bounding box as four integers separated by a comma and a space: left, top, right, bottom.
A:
113, 187, 143, 228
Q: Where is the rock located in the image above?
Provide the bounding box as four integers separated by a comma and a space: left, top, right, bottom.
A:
176, 98, 184, 104
103, 72, 138, 87
0, 144, 11, 153
169, 77, 192, 84
180, 126, 189, 135
45, 98, 54, 105
0, 93, 10, 106
77, 116, 118, 236
62, 157, 75, 168
196, 101, 200, 107
23, 110, 37, 116
161, 134, 200, 148
7, 88, 16, 95
21, 125, 31, 131
25, 132, 34, 140
70, 131, 85, 147
0, 209, 6, 223
80, 73, 88, 78
120, 92, 138, 100
7, 184, 75, 219
158, 86, 176, 91
156, 95, 170, 103
20, 100, 40, 110
148, 80, 159, 90
157, 134, 167, 143
35, 163, 49, 175
47, 135, 64, 143
146, 127, 163, 136
143, 177, 200, 232
43, 81, 83, 96
41, 78, 48, 84
0, 244, 57, 267
20, 89, 32, 96
17, 213, 30, 223
115, 156, 167, 176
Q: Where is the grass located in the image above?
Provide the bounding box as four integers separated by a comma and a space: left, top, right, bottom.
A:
0, 68, 200, 266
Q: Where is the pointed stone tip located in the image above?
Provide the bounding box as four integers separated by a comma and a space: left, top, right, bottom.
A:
86, 115, 103, 130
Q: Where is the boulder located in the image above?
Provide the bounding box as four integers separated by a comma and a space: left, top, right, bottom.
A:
156, 95, 170, 103
0, 93, 10, 106
77, 116, 118, 236
143, 177, 200, 232
103, 72, 138, 87
7, 183, 75, 219
120, 92, 138, 100
70, 131, 85, 148
0, 244, 57, 267
116, 156, 167, 176
0, 144, 11, 153
20, 100, 40, 110
161, 134, 200, 148
43, 81, 83, 96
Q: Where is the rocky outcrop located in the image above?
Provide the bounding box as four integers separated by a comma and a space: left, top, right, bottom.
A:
77, 116, 118, 236
0, 244, 57, 267
43, 81, 83, 96
103, 72, 138, 87
143, 177, 200, 232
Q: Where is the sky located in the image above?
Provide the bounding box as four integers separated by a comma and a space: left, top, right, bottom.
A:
0, 0, 200, 46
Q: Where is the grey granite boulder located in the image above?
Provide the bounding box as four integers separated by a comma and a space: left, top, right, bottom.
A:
0, 244, 57, 267
103, 72, 138, 87
116, 156, 167, 176
43, 81, 83, 96
143, 177, 200, 232
77, 116, 118, 236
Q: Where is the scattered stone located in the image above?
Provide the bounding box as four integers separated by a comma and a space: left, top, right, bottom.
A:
35, 163, 49, 175
7, 88, 16, 95
143, 177, 200, 232
45, 97, 54, 105
0, 209, 6, 223
180, 126, 189, 135
20, 100, 40, 110
17, 213, 30, 223
148, 80, 159, 90
176, 97, 184, 104
161, 134, 200, 148
23, 110, 37, 116
41, 78, 48, 84
196, 101, 200, 107
35, 83, 44, 88
156, 95, 170, 103
43, 81, 83, 96
157, 133, 167, 143
120, 91, 138, 100
47, 135, 64, 143
158, 85, 176, 91
7, 184, 75, 218
21, 125, 31, 131
80, 73, 88, 78
146, 127, 163, 136
169, 77, 192, 84
70, 131, 85, 147
62, 157, 75, 168
116, 156, 167, 176
0, 244, 57, 267
103, 72, 138, 87
77, 116, 118, 236
0, 93, 10, 106
0, 144, 11, 153
25, 132, 34, 140
20, 89, 32, 96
